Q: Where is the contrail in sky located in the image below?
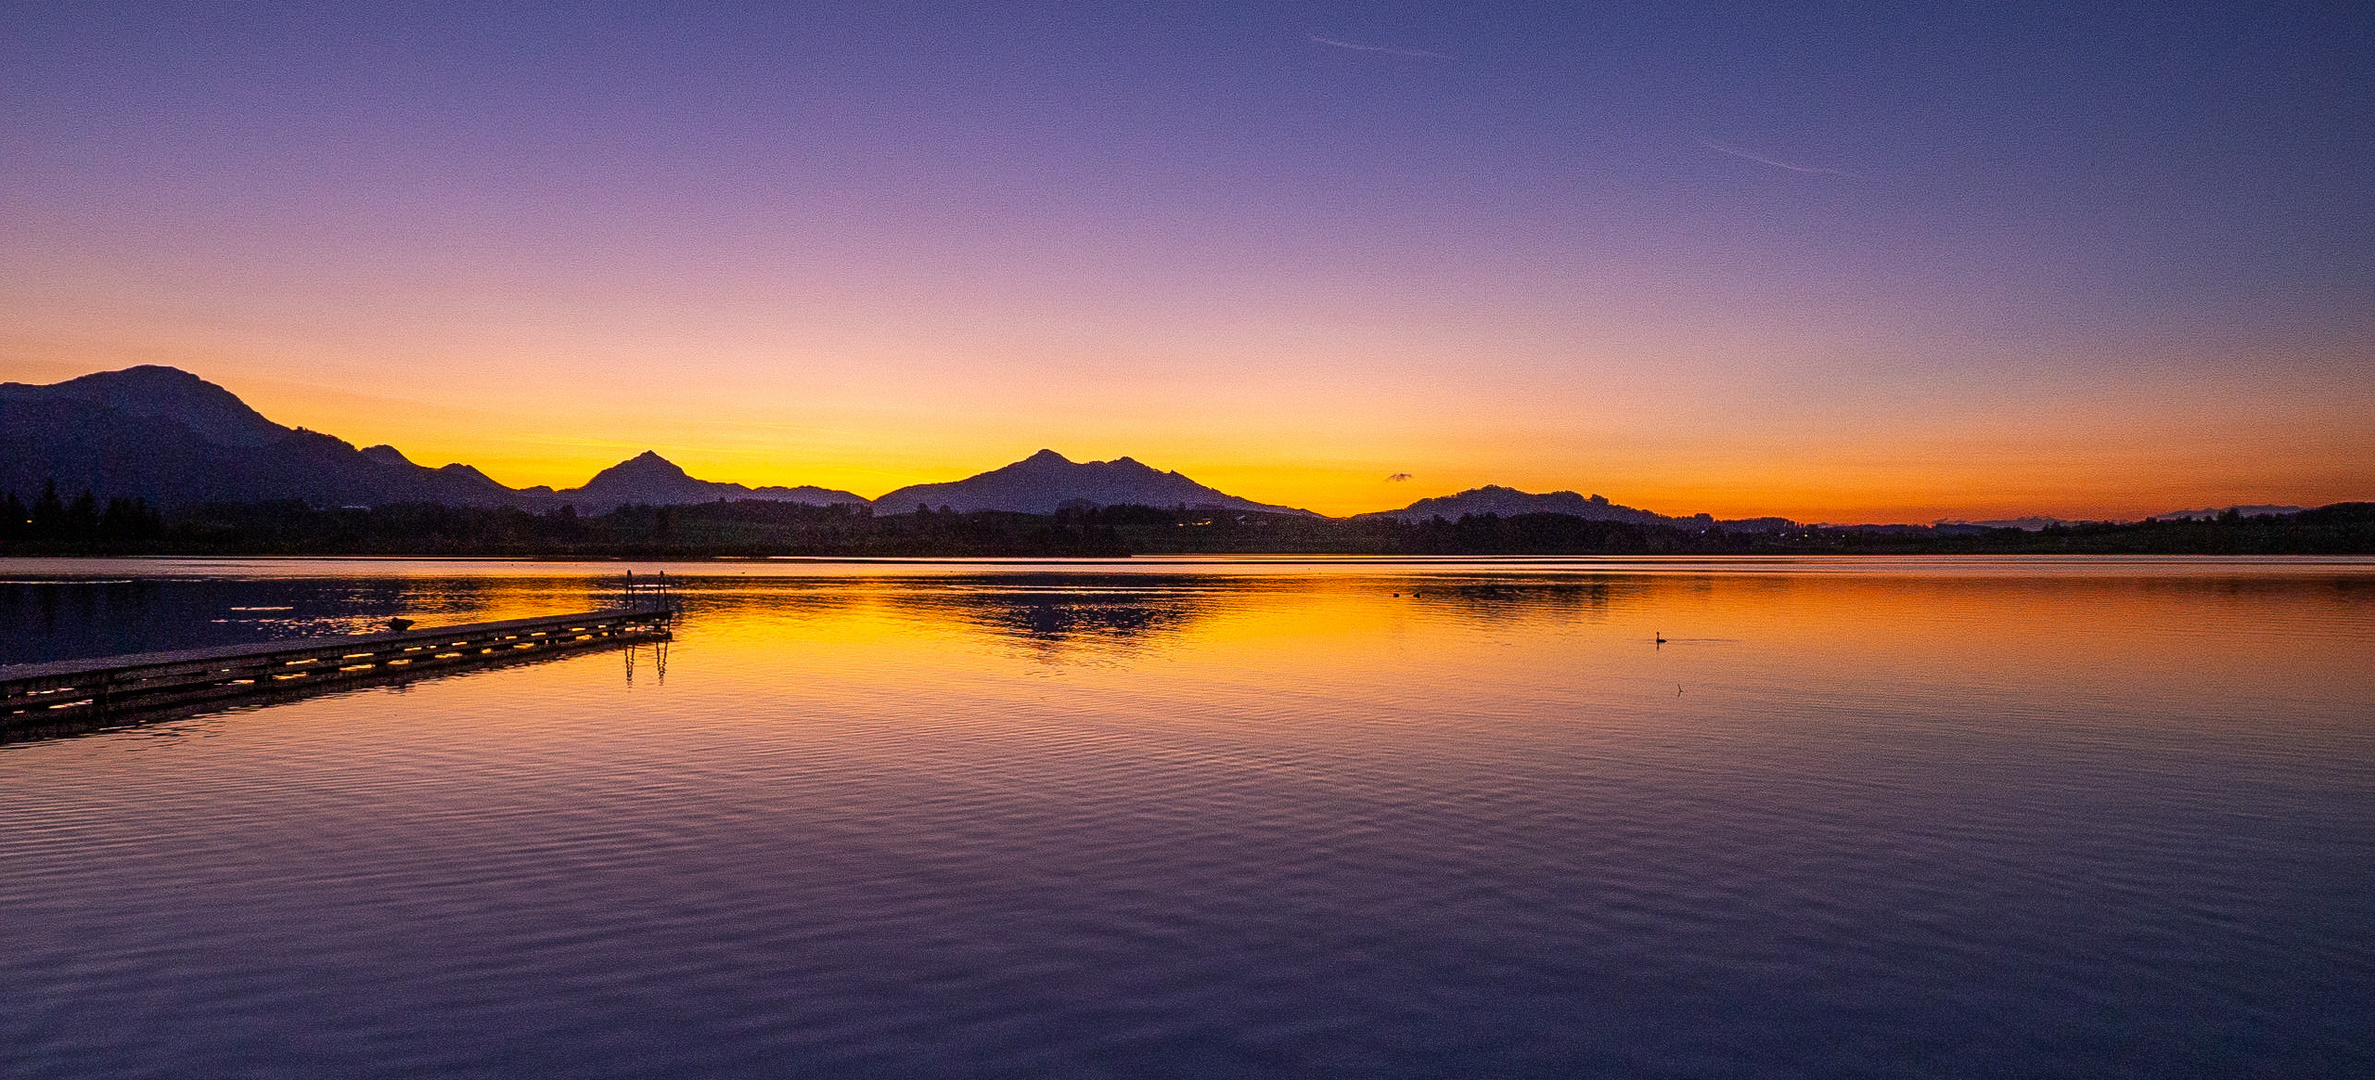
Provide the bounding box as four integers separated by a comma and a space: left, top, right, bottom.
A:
1308, 34, 1452, 60
1699, 138, 1859, 177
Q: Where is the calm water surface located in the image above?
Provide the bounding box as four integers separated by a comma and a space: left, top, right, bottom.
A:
2, 557, 2371, 1077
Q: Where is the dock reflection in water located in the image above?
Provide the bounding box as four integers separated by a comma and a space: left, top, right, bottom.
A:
1, 606, 673, 743
0, 557, 2369, 1078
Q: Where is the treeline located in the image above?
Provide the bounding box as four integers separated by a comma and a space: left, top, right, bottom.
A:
2, 490, 2370, 557
0, 497, 1128, 557
1139, 503, 2375, 556
0, 481, 167, 548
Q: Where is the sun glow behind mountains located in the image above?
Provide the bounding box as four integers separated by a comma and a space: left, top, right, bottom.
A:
2, 3, 2369, 521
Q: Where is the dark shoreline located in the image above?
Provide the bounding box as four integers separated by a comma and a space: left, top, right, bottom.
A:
4, 498, 2371, 558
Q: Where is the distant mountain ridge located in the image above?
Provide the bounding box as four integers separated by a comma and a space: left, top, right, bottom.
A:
874, 449, 1314, 516
5, 366, 2326, 528
1937, 505, 2310, 531
5, 365, 291, 447
547, 451, 870, 512
2, 366, 523, 509
0, 367, 1296, 516
1356, 485, 1794, 532
0, 366, 868, 512
1357, 486, 1669, 525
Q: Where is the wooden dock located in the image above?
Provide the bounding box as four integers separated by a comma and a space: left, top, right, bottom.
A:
1, 604, 674, 733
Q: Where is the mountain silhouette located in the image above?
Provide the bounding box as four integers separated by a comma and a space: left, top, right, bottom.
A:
9, 366, 2149, 531
561, 450, 867, 512
873, 449, 1313, 515
0, 366, 863, 511
1357, 485, 1793, 531
1357, 486, 1673, 524
2, 367, 518, 508
3, 365, 291, 447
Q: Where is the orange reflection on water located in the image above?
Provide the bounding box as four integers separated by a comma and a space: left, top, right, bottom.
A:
7, 557, 2369, 762
649, 561, 2375, 753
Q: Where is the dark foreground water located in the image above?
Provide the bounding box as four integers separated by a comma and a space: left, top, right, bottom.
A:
2, 557, 2370, 1078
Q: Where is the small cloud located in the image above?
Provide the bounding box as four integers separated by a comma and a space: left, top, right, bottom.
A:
1386, 472, 1414, 482
1699, 138, 1859, 178
1309, 34, 1452, 60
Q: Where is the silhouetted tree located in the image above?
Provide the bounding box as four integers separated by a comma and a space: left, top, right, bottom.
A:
66, 489, 100, 534
32, 481, 65, 536
101, 497, 163, 540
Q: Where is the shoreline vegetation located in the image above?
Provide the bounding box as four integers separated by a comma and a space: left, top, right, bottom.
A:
3, 491, 2371, 558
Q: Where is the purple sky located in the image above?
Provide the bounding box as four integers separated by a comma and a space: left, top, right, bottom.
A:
4, 2, 2370, 518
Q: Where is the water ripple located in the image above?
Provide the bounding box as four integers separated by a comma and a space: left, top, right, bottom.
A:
2, 561, 2370, 1077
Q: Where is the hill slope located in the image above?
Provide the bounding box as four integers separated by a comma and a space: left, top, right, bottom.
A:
1354, 485, 1795, 531
1, 369, 518, 508
0, 366, 863, 511
873, 449, 1313, 516
1353, 486, 1670, 525
1, 365, 292, 447
555, 451, 868, 512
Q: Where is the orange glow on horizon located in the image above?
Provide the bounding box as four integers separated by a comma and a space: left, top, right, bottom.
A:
5, 265, 2369, 522
188, 364, 2372, 523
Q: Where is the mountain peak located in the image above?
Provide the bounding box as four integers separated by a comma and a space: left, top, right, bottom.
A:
872, 451, 1313, 515
1358, 485, 1673, 526
87, 364, 203, 387
1, 364, 289, 448
2, 365, 875, 512
585, 451, 693, 485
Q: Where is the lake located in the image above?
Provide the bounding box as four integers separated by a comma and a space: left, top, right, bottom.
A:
3, 556, 2370, 1077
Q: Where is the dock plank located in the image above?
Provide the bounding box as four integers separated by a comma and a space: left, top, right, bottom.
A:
2, 604, 674, 728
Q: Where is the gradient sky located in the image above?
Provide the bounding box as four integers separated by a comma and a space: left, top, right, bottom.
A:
4, 1, 2370, 520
